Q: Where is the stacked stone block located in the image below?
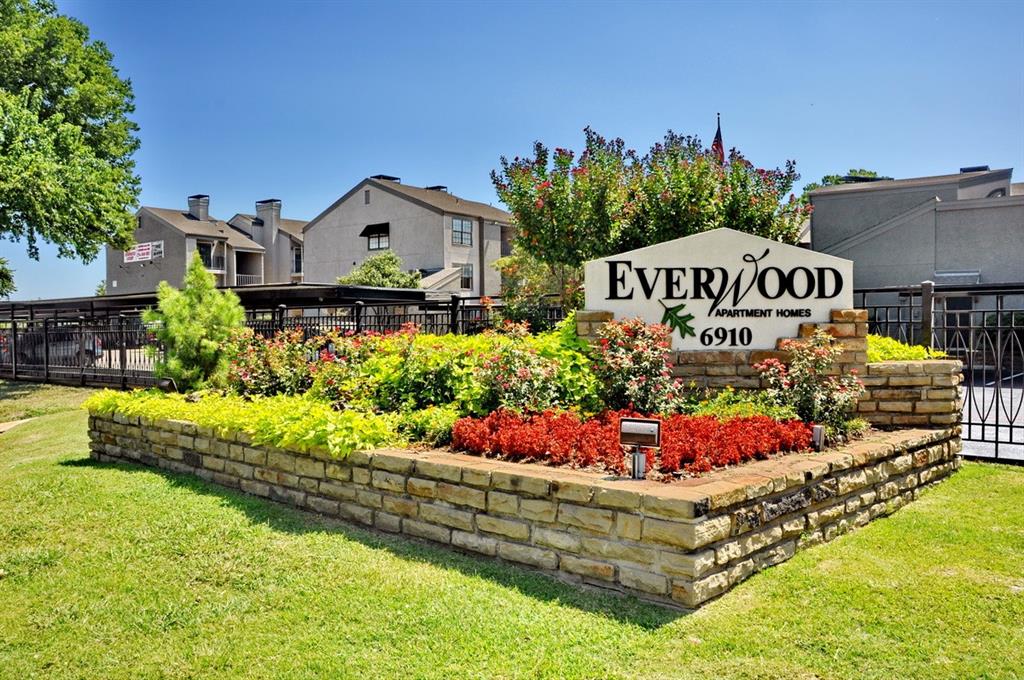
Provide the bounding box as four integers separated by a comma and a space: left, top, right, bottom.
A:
857, 360, 963, 428
89, 414, 960, 610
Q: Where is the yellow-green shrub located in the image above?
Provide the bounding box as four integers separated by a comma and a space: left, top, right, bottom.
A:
84, 390, 399, 458
866, 334, 948, 362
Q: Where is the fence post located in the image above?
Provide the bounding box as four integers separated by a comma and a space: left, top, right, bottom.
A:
79, 316, 86, 386
277, 304, 287, 333
354, 301, 364, 334
119, 314, 128, 390
42, 318, 50, 383
449, 294, 461, 335
920, 280, 934, 348
10, 319, 17, 380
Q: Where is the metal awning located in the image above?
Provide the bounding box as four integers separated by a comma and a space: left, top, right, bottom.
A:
358, 222, 390, 237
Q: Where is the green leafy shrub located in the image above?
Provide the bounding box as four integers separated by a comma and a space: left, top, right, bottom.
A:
396, 406, 461, 447
223, 328, 314, 397
337, 250, 421, 288
687, 386, 799, 421
144, 253, 245, 391
84, 390, 397, 458
866, 334, 948, 362
591, 318, 685, 414
477, 344, 562, 413
754, 330, 863, 441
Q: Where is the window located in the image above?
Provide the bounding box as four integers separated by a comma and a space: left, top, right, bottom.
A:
292, 247, 302, 274
196, 241, 213, 268
364, 189, 371, 205
452, 217, 473, 246
460, 263, 473, 290
360, 222, 390, 251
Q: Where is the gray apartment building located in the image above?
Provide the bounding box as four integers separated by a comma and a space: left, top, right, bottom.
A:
808, 167, 1024, 289
302, 176, 513, 296
106, 195, 306, 295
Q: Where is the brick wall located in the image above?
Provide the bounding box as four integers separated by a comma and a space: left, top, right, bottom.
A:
857, 360, 963, 428
89, 413, 960, 609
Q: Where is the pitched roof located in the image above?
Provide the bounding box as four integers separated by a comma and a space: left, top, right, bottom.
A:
230, 213, 307, 242
374, 179, 511, 222
304, 177, 511, 233
141, 206, 264, 251
809, 169, 1011, 197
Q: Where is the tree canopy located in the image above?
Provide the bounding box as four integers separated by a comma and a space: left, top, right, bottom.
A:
143, 254, 245, 391
0, 0, 141, 294
801, 169, 881, 200
491, 127, 810, 305
337, 251, 421, 289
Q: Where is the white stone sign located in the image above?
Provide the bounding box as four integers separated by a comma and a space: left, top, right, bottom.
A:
583, 228, 854, 350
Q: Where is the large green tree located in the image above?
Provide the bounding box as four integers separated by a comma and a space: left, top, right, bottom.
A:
0, 0, 141, 294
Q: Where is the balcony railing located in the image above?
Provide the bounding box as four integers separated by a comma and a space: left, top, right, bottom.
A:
235, 274, 263, 286
201, 255, 226, 271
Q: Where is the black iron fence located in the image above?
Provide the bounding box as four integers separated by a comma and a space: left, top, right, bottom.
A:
0, 298, 565, 388
856, 282, 1024, 464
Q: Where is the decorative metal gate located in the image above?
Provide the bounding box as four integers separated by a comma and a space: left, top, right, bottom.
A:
856, 283, 1024, 464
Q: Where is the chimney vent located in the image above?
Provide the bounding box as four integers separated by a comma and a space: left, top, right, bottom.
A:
425, 185, 448, 192
255, 198, 281, 246
370, 174, 401, 182
187, 194, 210, 221
959, 165, 990, 173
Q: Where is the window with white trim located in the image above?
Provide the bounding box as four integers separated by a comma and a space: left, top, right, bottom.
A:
452, 217, 473, 246
460, 263, 473, 290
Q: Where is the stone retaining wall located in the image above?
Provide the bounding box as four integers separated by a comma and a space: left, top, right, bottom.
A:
88, 413, 961, 609
857, 360, 963, 428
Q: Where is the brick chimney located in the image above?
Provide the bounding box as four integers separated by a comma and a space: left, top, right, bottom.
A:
255, 198, 281, 246
187, 194, 209, 221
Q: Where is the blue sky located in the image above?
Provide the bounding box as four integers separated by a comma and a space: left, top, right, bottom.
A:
5, 0, 1023, 299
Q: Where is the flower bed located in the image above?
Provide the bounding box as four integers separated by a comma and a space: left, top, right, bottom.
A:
451, 409, 812, 476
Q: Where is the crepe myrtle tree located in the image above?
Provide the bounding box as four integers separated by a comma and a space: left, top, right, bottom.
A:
491, 127, 810, 305
0, 0, 141, 292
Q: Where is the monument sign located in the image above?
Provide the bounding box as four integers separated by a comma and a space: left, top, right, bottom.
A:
583, 228, 854, 350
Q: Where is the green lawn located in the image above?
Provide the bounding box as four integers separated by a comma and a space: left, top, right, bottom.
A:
0, 379, 94, 422
1, 382, 1022, 679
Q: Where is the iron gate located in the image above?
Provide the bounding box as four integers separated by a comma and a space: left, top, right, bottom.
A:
856, 283, 1024, 464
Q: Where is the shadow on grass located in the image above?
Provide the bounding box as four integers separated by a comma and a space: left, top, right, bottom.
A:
60, 455, 685, 629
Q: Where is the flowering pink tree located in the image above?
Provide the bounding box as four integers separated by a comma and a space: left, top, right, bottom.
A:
491, 127, 811, 305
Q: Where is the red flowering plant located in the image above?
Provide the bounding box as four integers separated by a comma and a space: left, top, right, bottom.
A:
308, 329, 391, 408
476, 345, 562, 413
754, 329, 864, 442
591, 318, 685, 414
452, 409, 811, 478
223, 328, 314, 397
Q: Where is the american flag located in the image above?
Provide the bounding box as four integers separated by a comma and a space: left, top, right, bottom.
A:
711, 113, 724, 164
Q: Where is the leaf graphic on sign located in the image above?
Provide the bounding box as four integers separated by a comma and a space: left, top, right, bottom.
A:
660, 300, 696, 339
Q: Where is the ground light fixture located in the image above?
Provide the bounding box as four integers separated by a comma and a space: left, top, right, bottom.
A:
156, 378, 178, 393
812, 424, 825, 452
619, 417, 661, 480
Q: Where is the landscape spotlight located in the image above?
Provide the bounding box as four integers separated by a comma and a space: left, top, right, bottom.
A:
157, 378, 178, 393
619, 417, 661, 480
